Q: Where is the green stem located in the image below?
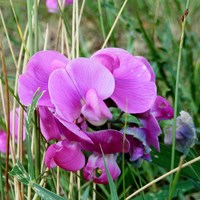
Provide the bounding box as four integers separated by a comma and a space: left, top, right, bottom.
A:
27, 0, 33, 56
122, 112, 128, 199
34, 111, 40, 181
0, 153, 5, 200
98, 0, 106, 40
34, 0, 38, 52
169, 0, 190, 199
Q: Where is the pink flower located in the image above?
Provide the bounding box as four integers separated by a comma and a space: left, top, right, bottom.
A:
46, 0, 73, 13
0, 130, 7, 153
91, 48, 157, 114
18, 50, 69, 107
83, 153, 120, 184
135, 96, 174, 151
49, 58, 115, 126
45, 140, 85, 171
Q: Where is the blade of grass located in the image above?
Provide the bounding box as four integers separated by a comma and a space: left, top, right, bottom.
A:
25, 90, 44, 181
101, 0, 128, 49
0, 42, 11, 200
0, 153, 5, 200
0, 9, 17, 67
98, 0, 106, 40
169, 1, 190, 199
9, 0, 29, 57
34, 0, 39, 52
27, 0, 33, 56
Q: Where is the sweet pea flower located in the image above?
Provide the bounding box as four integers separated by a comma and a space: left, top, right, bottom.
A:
137, 96, 174, 151
18, 50, 69, 107
151, 96, 174, 120
123, 127, 151, 167
0, 130, 7, 153
46, 0, 73, 13
164, 111, 197, 154
83, 154, 120, 184
49, 58, 115, 126
44, 129, 129, 181
45, 140, 85, 171
91, 48, 157, 114
81, 130, 129, 183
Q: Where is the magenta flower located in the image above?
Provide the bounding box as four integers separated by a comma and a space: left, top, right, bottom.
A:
18, 50, 69, 107
0, 130, 7, 153
49, 58, 115, 126
82, 129, 130, 154
91, 48, 157, 114
151, 96, 174, 120
45, 140, 85, 171
83, 153, 120, 184
81, 130, 129, 183
124, 128, 151, 167
39, 106, 67, 141
137, 112, 161, 151
137, 96, 174, 151
46, 0, 73, 13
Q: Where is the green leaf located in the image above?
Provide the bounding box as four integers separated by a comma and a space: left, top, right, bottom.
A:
32, 183, 66, 200
25, 90, 44, 180
100, 146, 119, 200
81, 186, 90, 200
152, 143, 200, 181
9, 161, 31, 185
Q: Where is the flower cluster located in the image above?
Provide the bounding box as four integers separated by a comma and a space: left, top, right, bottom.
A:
18, 48, 174, 184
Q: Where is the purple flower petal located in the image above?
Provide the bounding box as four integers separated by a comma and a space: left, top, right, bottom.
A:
135, 56, 155, 82
18, 50, 68, 107
45, 140, 85, 171
44, 143, 57, 168
55, 118, 93, 143
82, 130, 130, 154
138, 112, 161, 151
81, 89, 112, 126
83, 153, 121, 184
124, 128, 151, 167
112, 79, 156, 114
0, 130, 7, 153
49, 58, 114, 124
46, 0, 73, 13
67, 58, 115, 100
49, 68, 82, 122
39, 106, 71, 141
91, 48, 157, 113
151, 96, 174, 120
